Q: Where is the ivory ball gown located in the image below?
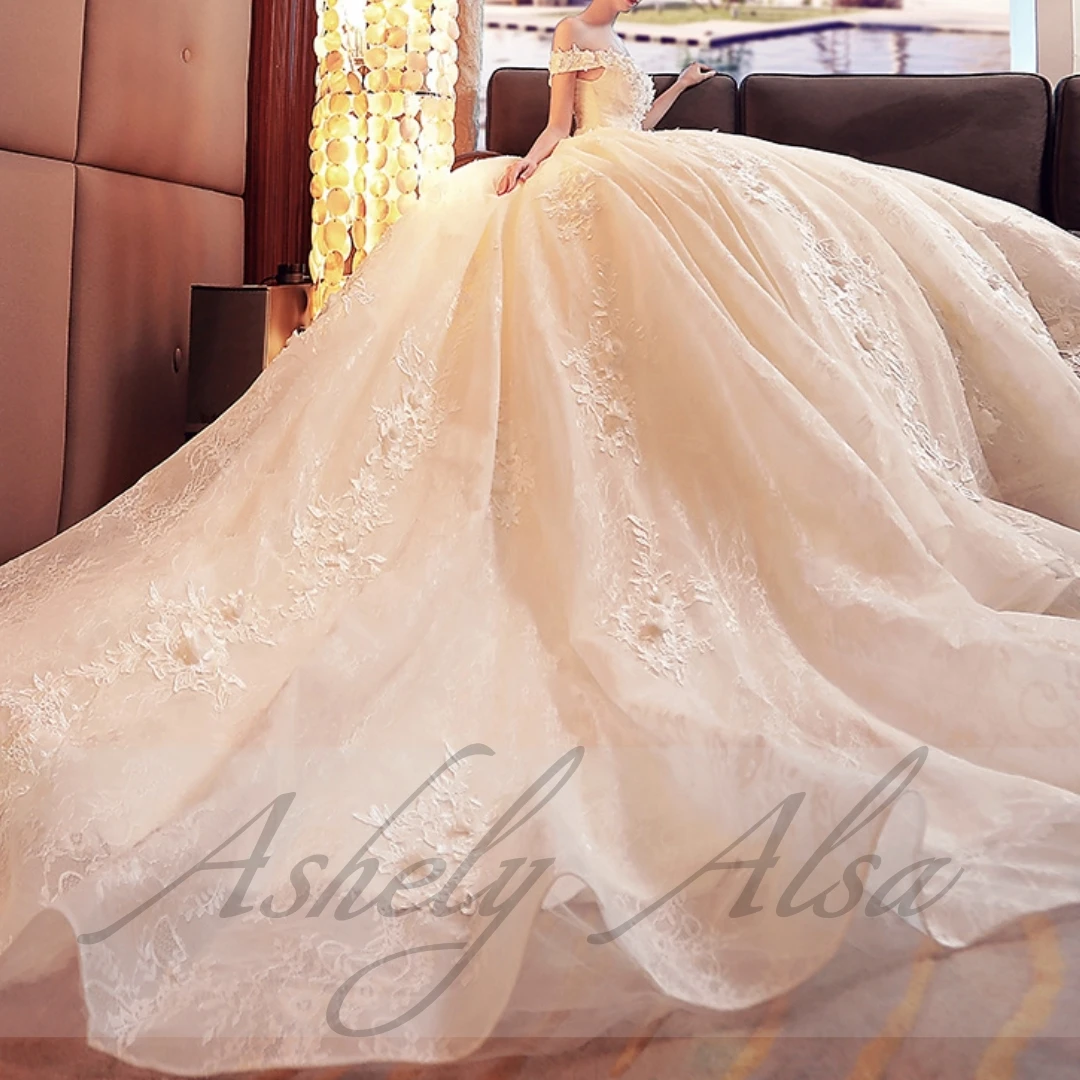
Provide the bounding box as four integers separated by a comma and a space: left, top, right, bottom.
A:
2, 41, 1080, 1075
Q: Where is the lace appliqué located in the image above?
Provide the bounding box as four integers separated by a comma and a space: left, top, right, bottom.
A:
540, 163, 600, 241
812, 236, 981, 497
310, 274, 376, 338
345, 276, 375, 308
2, 329, 447, 791
548, 46, 653, 132
608, 515, 716, 684
562, 264, 640, 463
283, 329, 445, 618
0, 583, 273, 796
0, 551, 103, 628
615, 53, 657, 131
548, 44, 610, 83
702, 142, 983, 500
0, 673, 75, 780
281, 471, 390, 620
369, 333, 443, 479
1034, 294, 1080, 377
354, 749, 500, 903
491, 433, 535, 529
72, 583, 274, 706
985, 501, 1080, 577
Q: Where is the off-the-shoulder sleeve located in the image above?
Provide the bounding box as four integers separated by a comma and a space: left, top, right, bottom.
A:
548, 46, 605, 86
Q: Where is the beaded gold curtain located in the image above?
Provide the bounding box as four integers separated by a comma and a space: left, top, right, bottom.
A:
245, 0, 482, 293
308, 0, 483, 309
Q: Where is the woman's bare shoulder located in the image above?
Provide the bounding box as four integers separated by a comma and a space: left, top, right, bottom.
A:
552, 17, 587, 51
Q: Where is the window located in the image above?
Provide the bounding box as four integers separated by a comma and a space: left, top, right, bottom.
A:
481, 1, 1079, 89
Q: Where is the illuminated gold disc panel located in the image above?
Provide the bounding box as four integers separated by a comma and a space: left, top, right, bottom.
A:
310, 0, 460, 311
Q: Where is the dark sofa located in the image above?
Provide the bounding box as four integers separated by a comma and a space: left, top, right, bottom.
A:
1054, 73, 1080, 230
465, 68, 1080, 231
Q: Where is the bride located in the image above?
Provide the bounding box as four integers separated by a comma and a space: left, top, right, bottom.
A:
2, 0, 1080, 1073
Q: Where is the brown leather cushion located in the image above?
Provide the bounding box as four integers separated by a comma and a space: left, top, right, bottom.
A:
77, 0, 251, 196
1053, 75, 1080, 231
60, 167, 244, 530
0, 152, 75, 563
0, 0, 86, 161
485, 68, 737, 157
653, 73, 738, 135
741, 73, 1052, 214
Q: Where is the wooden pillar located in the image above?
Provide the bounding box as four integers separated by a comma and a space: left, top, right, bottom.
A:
244, 0, 319, 284
455, 0, 484, 156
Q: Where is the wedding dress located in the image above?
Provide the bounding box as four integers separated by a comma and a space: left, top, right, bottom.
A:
3, 40, 1080, 1075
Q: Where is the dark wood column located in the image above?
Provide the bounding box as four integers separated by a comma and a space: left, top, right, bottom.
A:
244, 0, 318, 284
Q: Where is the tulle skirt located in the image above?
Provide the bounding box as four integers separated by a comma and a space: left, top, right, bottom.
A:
2, 127, 1080, 1074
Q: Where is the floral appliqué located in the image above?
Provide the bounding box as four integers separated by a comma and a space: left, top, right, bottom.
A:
369, 332, 444, 479
2, 328, 447, 784
1034, 293, 1080, 377
548, 45, 654, 132
353, 748, 501, 905
71, 583, 274, 707
609, 515, 716, 684
0, 672, 74, 779
563, 264, 641, 463
540, 163, 600, 242
0, 583, 273, 796
491, 433, 535, 528
283, 329, 445, 617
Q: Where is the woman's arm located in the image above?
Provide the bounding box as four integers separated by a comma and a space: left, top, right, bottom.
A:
496, 23, 579, 195
642, 62, 716, 131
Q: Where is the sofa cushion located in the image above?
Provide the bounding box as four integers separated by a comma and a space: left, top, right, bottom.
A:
485, 68, 737, 157
651, 73, 738, 135
741, 73, 1052, 215
486, 70, 551, 159
1053, 75, 1080, 231
0, 152, 75, 562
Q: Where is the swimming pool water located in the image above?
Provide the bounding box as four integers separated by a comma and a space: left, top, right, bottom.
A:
481, 23, 1012, 89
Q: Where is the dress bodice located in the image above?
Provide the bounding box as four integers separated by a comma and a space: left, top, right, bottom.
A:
548, 44, 655, 133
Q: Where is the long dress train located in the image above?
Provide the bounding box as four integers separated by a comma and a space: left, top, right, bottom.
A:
2, 40, 1080, 1075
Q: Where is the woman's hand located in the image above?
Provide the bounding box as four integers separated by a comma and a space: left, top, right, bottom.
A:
676, 62, 716, 90
496, 157, 538, 196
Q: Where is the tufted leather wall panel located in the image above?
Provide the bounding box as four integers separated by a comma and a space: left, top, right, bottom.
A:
0, 0, 87, 161
0, 153, 76, 563
60, 168, 244, 529
0, 0, 250, 563
77, 0, 251, 196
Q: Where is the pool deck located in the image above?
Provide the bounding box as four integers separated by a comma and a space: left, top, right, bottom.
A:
484, 1, 1011, 47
